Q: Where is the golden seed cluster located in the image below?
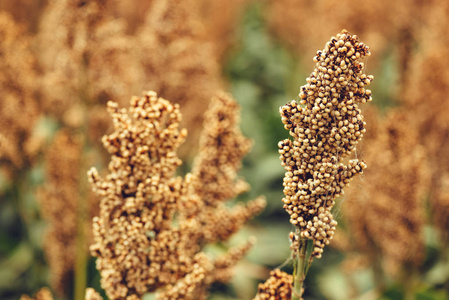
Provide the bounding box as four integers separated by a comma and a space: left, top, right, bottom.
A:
88, 92, 193, 298
0, 12, 40, 174
20, 288, 54, 300
155, 252, 212, 300
138, 0, 222, 156
36, 130, 83, 295
211, 237, 256, 283
192, 91, 253, 206
253, 269, 294, 300
157, 239, 256, 300
279, 30, 372, 258
343, 110, 428, 276
190, 92, 266, 243
403, 25, 449, 246
85, 288, 104, 300
88, 91, 263, 299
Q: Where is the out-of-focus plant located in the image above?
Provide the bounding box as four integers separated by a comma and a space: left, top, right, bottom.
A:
267, 0, 430, 89
340, 109, 428, 299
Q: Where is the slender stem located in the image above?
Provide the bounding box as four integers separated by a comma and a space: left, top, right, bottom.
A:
401, 264, 415, 300
74, 193, 88, 300
404, 286, 414, 300
292, 238, 309, 300
74, 65, 90, 300
74, 136, 89, 300
372, 256, 385, 293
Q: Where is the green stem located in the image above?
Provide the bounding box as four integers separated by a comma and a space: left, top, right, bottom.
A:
74, 141, 89, 300
74, 178, 88, 300
372, 256, 385, 293
401, 264, 415, 300
292, 238, 309, 300
404, 287, 414, 300
74, 65, 90, 300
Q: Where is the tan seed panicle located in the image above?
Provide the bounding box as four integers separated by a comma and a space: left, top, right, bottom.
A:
279, 30, 372, 258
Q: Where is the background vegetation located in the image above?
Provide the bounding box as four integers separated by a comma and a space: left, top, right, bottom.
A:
1, 0, 448, 299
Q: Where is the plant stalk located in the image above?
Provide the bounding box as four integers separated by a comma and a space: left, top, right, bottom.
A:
292, 238, 310, 300
74, 132, 89, 300
74, 189, 88, 300
74, 66, 90, 300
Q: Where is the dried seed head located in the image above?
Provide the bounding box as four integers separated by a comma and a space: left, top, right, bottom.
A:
279, 30, 372, 258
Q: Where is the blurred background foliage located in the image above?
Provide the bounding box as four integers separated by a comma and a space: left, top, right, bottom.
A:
1, 0, 449, 299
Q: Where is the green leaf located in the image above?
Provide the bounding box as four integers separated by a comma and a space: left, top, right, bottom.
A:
0, 242, 34, 289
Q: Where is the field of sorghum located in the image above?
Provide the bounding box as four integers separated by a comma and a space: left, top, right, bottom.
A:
1, 1, 448, 299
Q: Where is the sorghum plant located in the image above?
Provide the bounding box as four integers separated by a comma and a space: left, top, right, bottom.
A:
255, 30, 373, 299
402, 1, 449, 245
0, 12, 41, 177
32, 0, 228, 296
341, 109, 427, 297
254, 270, 293, 300
36, 130, 83, 294
268, 0, 425, 85
87, 91, 265, 299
